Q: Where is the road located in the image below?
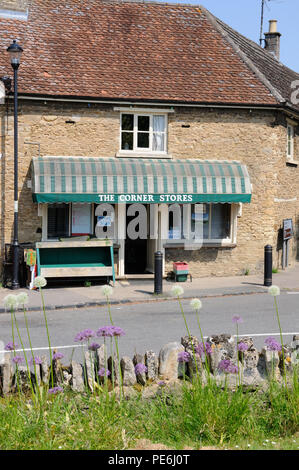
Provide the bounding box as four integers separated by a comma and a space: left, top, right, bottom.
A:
0, 292, 298, 364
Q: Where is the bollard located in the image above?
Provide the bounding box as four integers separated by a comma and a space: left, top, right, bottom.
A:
264, 244, 272, 287
154, 251, 163, 295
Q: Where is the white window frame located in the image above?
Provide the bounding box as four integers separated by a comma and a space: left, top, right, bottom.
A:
42, 203, 95, 241
165, 203, 237, 248
287, 123, 295, 161
118, 112, 168, 157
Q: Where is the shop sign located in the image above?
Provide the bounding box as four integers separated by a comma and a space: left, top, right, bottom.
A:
283, 219, 293, 240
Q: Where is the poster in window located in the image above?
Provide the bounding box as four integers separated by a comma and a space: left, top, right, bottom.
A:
72, 204, 91, 235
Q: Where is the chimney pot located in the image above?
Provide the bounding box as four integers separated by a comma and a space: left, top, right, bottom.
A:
269, 20, 277, 33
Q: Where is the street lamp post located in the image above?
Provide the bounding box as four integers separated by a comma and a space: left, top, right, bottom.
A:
7, 40, 23, 290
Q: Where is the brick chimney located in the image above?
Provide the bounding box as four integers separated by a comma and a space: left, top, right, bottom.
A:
264, 20, 281, 60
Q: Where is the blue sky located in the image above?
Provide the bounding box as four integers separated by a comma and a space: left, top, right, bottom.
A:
167, 0, 298, 72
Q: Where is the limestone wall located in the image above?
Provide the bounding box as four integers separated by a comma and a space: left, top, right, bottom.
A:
0, 101, 298, 278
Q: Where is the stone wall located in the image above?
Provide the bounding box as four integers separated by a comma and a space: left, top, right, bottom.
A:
0, 101, 298, 278
1, 334, 298, 395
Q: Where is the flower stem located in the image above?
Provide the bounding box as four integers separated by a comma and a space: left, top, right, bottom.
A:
39, 287, 54, 388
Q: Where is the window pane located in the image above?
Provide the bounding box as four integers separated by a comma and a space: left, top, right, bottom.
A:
153, 115, 165, 132
211, 204, 231, 239
48, 204, 69, 239
191, 203, 207, 239
122, 114, 134, 131
153, 133, 164, 151
168, 204, 183, 239
137, 132, 149, 148
121, 132, 133, 150
138, 115, 150, 131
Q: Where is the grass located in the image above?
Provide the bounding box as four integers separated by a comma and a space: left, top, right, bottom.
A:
0, 375, 298, 450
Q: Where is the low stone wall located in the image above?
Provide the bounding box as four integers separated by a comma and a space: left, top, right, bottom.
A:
1, 334, 299, 396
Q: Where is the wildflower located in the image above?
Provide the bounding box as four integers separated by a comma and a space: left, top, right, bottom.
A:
171, 285, 184, 297
158, 381, 166, 387
190, 298, 202, 311
16, 292, 29, 306
177, 351, 190, 363
218, 359, 238, 374
98, 368, 111, 377
268, 285, 280, 296
12, 355, 24, 365
3, 294, 18, 310
48, 386, 63, 394
232, 315, 243, 324
96, 326, 125, 337
134, 363, 147, 375
101, 285, 113, 298
265, 336, 282, 351
5, 342, 18, 351
88, 342, 100, 351
33, 276, 47, 288
237, 342, 249, 352
196, 342, 212, 357
29, 356, 43, 366
53, 352, 64, 361
74, 329, 95, 342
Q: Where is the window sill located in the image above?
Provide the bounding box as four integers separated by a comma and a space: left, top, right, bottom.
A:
116, 151, 172, 159
286, 159, 298, 166
164, 242, 236, 249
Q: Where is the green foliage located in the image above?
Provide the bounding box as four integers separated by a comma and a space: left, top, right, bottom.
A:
0, 377, 298, 450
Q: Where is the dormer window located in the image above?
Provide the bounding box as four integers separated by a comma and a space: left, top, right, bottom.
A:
120, 113, 167, 154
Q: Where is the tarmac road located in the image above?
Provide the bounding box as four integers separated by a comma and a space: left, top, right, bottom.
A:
0, 291, 298, 363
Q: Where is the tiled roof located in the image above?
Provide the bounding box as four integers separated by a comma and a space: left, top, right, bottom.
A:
0, 0, 297, 110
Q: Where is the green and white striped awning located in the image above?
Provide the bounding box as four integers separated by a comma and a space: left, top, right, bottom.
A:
31, 156, 252, 204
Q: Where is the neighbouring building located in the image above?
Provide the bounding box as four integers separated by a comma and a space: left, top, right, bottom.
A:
0, 0, 299, 283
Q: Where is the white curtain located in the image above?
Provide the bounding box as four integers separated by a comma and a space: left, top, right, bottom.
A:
153, 115, 165, 151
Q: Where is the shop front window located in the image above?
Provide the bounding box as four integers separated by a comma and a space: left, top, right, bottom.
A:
47, 204, 70, 239
168, 203, 231, 243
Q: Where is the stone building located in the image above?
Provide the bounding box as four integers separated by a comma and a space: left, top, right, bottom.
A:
0, 0, 298, 282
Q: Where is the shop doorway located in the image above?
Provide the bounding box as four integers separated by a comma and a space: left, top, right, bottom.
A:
124, 204, 157, 275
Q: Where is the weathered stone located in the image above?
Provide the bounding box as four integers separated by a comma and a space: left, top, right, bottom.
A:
40, 356, 49, 385
208, 334, 236, 373
159, 342, 184, 381
243, 348, 259, 369
181, 335, 199, 351
84, 350, 97, 391
108, 354, 121, 386
133, 353, 146, 385
120, 356, 136, 386
260, 348, 281, 380
14, 365, 35, 393
238, 336, 254, 352
62, 368, 72, 387
1, 353, 13, 394
96, 344, 107, 372
71, 361, 85, 392
145, 350, 158, 381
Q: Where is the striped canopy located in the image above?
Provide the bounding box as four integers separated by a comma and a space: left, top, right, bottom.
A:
31, 156, 252, 204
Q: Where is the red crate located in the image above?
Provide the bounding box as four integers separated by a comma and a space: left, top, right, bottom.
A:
173, 262, 189, 273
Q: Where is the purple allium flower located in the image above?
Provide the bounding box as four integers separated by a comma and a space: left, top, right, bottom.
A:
134, 363, 147, 375
74, 329, 95, 342
53, 352, 64, 361
97, 326, 125, 338
5, 342, 18, 351
177, 351, 190, 363
158, 381, 166, 387
98, 368, 111, 377
29, 356, 42, 366
237, 342, 249, 352
218, 359, 238, 374
12, 355, 24, 365
265, 336, 282, 352
88, 342, 100, 351
48, 386, 63, 394
232, 315, 244, 324
196, 342, 212, 357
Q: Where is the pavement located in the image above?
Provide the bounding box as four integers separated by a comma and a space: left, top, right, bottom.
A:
0, 263, 299, 313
